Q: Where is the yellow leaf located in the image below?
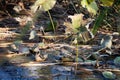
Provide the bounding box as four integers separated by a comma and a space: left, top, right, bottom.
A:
68, 14, 84, 29
81, 0, 89, 7
31, 5, 39, 13
100, 0, 114, 7
42, 0, 56, 11
32, 0, 56, 12
81, 0, 94, 7
34, 0, 46, 6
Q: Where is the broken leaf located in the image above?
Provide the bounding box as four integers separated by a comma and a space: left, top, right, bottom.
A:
68, 14, 84, 30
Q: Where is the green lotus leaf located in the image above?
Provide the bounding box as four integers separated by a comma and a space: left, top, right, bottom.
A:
32, 0, 56, 12
81, 0, 98, 15
102, 71, 116, 79
114, 57, 120, 66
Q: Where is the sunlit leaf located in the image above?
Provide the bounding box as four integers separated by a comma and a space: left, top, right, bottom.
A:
81, 0, 89, 7
72, 38, 78, 44
29, 30, 36, 40
33, 0, 46, 6
114, 57, 120, 66
31, 0, 56, 12
68, 14, 84, 29
42, 0, 56, 11
31, 6, 39, 13
86, 1, 98, 15
81, 0, 94, 7
100, 0, 114, 7
81, 0, 98, 15
102, 71, 116, 79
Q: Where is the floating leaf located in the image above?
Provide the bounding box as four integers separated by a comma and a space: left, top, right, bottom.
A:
81, 0, 98, 15
13, 40, 23, 48
102, 71, 116, 79
68, 14, 84, 30
100, 35, 113, 49
114, 57, 120, 66
18, 45, 29, 54
31, 0, 56, 12
100, 0, 114, 7
29, 30, 36, 40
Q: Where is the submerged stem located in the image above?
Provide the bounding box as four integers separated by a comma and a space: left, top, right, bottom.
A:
75, 41, 79, 70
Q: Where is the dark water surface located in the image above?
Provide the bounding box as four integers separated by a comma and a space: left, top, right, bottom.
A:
0, 63, 103, 80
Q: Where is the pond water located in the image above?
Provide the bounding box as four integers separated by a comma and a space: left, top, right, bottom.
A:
0, 63, 103, 80
0, 42, 120, 80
